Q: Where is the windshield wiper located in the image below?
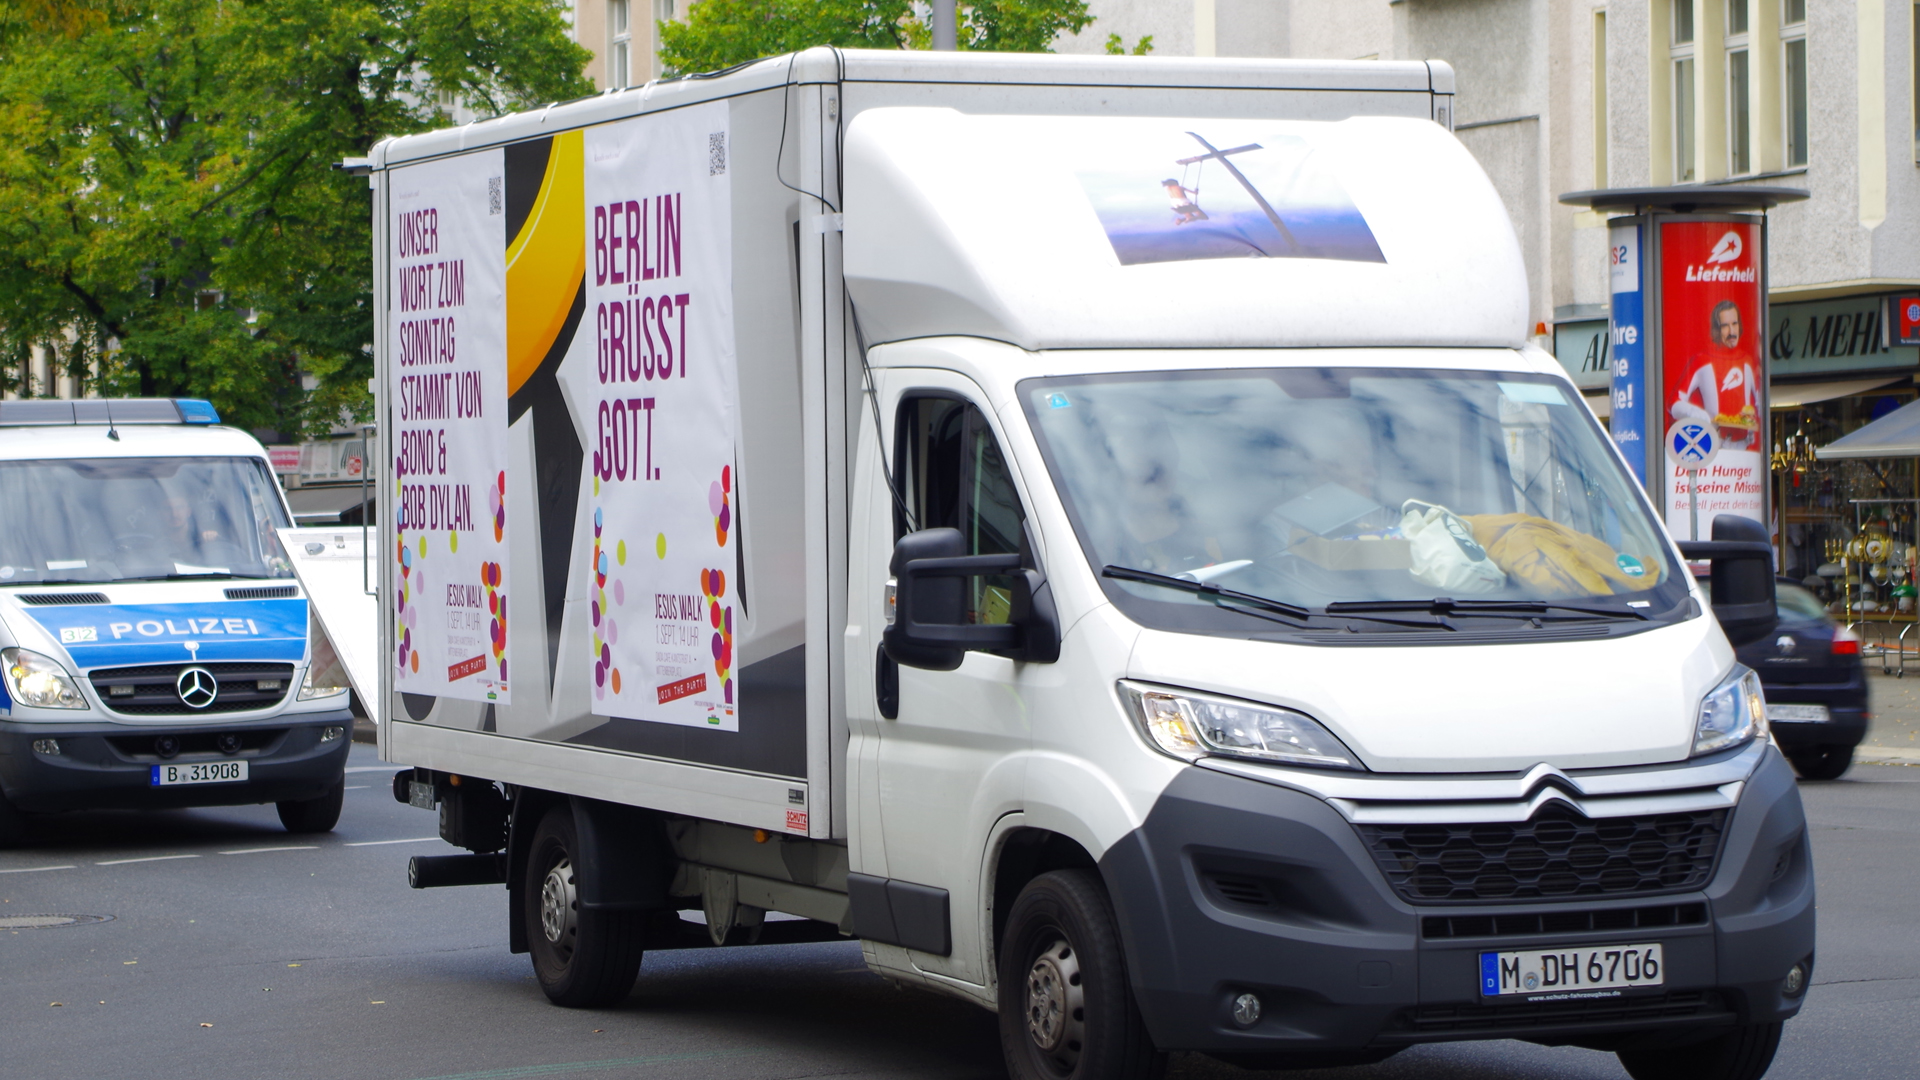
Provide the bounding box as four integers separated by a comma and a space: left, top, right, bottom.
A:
114, 572, 279, 583
1326, 597, 1650, 621
1101, 566, 1450, 630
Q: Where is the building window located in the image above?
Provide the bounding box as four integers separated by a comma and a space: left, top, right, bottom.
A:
1673, 1, 1697, 182
1783, 0, 1807, 166
1727, 1, 1751, 175
1593, 11, 1609, 187
609, 0, 631, 89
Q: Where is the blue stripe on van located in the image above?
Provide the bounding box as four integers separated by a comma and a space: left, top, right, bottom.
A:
23, 599, 307, 669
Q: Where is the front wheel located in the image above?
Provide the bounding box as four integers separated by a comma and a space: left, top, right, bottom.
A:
998, 869, 1165, 1080
276, 780, 343, 833
524, 805, 646, 1008
1617, 1022, 1783, 1080
1789, 746, 1853, 781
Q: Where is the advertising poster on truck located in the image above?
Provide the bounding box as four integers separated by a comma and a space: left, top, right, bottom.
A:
579, 102, 739, 731
389, 150, 511, 704
1658, 220, 1765, 534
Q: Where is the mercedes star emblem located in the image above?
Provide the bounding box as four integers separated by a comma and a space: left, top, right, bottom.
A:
176, 666, 219, 709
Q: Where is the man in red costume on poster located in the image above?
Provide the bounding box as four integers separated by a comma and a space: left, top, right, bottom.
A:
1667, 299, 1759, 450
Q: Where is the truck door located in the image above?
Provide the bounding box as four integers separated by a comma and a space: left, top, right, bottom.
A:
858, 376, 1035, 986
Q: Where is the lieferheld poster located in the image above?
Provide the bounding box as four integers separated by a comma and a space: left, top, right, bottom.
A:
582, 101, 739, 731
388, 150, 511, 704
1659, 219, 1765, 539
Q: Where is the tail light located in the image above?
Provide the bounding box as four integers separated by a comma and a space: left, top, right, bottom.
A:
1831, 625, 1860, 656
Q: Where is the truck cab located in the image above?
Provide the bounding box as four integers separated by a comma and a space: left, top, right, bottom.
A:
0, 399, 353, 844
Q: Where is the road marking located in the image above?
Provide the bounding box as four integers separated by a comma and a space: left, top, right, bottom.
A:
410, 1050, 764, 1080
218, 846, 320, 856
344, 766, 398, 773
96, 855, 200, 866
0, 864, 76, 875
344, 785, 371, 790
344, 837, 440, 847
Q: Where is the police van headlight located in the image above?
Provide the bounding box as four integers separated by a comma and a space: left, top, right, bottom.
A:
3, 648, 86, 709
1121, 681, 1363, 771
1694, 664, 1768, 756
298, 615, 350, 700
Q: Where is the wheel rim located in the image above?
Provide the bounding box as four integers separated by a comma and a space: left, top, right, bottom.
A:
1024, 937, 1084, 1070
539, 857, 578, 954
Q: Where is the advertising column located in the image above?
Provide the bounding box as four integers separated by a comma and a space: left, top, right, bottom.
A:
582, 102, 740, 731
388, 151, 512, 704
1608, 221, 1647, 481
1657, 220, 1766, 536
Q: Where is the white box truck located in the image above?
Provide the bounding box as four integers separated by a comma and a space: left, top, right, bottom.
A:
352, 49, 1809, 1080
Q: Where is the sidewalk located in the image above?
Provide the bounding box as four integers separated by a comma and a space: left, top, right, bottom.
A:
1859, 669, 1920, 765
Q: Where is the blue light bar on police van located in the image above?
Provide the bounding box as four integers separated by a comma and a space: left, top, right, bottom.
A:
0, 398, 222, 427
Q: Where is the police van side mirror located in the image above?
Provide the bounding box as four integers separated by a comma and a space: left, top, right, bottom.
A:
882, 528, 1060, 671
1677, 514, 1778, 648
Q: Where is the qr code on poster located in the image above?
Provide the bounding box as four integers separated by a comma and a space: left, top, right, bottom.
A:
708, 132, 727, 176
487, 176, 503, 215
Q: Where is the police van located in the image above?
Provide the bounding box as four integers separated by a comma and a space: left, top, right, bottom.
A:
0, 399, 352, 845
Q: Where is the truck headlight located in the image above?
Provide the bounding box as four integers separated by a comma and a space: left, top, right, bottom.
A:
1694, 665, 1768, 756
2, 648, 86, 709
298, 613, 350, 700
1121, 682, 1363, 771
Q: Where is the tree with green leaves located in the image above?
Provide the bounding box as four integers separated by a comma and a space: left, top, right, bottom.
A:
658, 0, 1146, 78
0, 0, 591, 436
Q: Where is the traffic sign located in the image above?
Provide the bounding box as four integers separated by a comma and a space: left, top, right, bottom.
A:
1665, 418, 1719, 471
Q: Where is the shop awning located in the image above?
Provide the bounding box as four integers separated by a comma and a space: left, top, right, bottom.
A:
1816, 397, 1920, 459
1771, 376, 1907, 410
285, 484, 372, 525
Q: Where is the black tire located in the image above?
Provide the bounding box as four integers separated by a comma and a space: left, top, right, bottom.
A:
1789, 746, 1853, 781
0, 789, 28, 849
524, 805, 646, 1008
276, 780, 344, 833
1617, 1022, 1783, 1080
998, 869, 1165, 1080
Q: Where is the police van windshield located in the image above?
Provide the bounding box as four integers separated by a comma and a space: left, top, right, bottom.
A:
0, 457, 293, 584
1022, 368, 1687, 635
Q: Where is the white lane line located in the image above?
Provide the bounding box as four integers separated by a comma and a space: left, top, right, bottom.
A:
218, 846, 320, 856
97, 854, 201, 866
0, 864, 77, 874
344, 785, 370, 790
344, 766, 398, 773
343, 837, 440, 847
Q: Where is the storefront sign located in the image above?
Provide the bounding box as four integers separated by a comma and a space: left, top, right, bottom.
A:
1608, 223, 1647, 481
388, 150, 511, 704
1658, 220, 1765, 534
1768, 294, 1915, 376
1551, 319, 1611, 390
1893, 295, 1920, 347
582, 101, 740, 733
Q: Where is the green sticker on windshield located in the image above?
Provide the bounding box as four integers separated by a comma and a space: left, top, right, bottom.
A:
1616, 553, 1646, 577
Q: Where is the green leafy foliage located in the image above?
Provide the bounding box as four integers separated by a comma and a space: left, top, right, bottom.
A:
658, 0, 1096, 77
1103, 31, 1153, 55
0, 0, 591, 435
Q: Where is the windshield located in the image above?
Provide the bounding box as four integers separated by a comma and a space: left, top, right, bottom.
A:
1022, 367, 1688, 636
0, 457, 293, 584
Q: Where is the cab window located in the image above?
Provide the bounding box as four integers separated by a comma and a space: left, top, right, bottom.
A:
896, 397, 1025, 625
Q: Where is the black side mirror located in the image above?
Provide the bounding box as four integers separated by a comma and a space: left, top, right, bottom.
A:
882, 527, 1060, 671
1677, 514, 1778, 648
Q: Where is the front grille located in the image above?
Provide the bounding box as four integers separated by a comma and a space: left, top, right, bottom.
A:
89, 663, 295, 716
224, 586, 298, 600
1402, 991, 1723, 1034
1422, 902, 1708, 940
1356, 807, 1728, 904
15, 592, 110, 605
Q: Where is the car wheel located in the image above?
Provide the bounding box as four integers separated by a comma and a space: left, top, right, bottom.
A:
1617, 1021, 1782, 1080
998, 869, 1165, 1080
524, 804, 646, 1008
1789, 745, 1853, 781
276, 779, 344, 833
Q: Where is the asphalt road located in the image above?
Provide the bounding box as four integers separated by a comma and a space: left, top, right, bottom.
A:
2, 742, 1915, 1080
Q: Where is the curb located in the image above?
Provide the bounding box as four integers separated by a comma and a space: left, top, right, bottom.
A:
1855, 744, 1920, 765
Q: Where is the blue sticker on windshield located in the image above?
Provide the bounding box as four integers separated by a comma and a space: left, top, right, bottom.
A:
1048, 393, 1071, 409
19, 599, 307, 669
1616, 554, 1646, 577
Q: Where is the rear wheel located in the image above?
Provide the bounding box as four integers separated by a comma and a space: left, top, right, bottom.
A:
1617, 1022, 1783, 1080
998, 870, 1165, 1080
524, 805, 646, 1007
276, 780, 344, 833
1788, 746, 1853, 781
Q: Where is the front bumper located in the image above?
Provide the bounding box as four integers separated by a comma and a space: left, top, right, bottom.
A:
0, 710, 352, 812
1098, 745, 1814, 1056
